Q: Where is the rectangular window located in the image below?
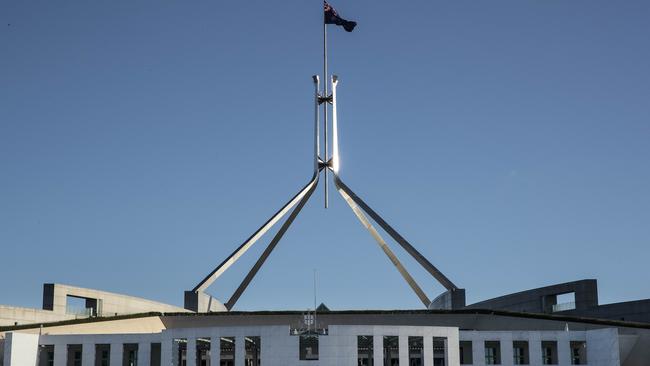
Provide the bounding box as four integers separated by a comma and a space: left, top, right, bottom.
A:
383, 336, 399, 366
38, 345, 55, 366
245, 336, 260, 366
357, 335, 373, 366
67, 344, 82, 366
570, 341, 587, 365
541, 341, 558, 365
173, 338, 187, 366
433, 337, 446, 366
408, 336, 423, 366
484, 341, 500, 365
459, 341, 472, 365
299, 335, 319, 360
150, 343, 161, 366
95, 344, 110, 366
195, 338, 210, 366
123, 343, 138, 366
221, 337, 235, 366
512, 341, 529, 365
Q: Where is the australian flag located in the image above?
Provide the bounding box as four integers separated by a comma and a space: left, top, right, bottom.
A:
324, 1, 357, 32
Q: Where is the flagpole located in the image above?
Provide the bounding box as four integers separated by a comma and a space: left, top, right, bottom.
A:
323, 2, 329, 209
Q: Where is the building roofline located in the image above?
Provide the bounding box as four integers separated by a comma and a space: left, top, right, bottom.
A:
2, 308, 649, 333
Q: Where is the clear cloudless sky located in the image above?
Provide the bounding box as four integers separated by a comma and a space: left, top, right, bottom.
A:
1, 1, 649, 311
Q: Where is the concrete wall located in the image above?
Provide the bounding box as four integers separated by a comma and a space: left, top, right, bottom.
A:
559, 299, 650, 324
0, 305, 76, 327
3, 332, 39, 366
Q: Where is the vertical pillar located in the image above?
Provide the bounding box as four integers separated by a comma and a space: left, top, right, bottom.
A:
472, 337, 485, 366
423, 335, 434, 366
186, 338, 197, 366
211, 330, 221, 366
235, 336, 245, 366
398, 335, 408, 366
161, 337, 173, 366
557, 332, 571, 366
528, 332, 542, 366
138, 342, 151, 366
82, 342, 95, 366
110, 343, 123, 366
373, 334, 382, 366
53, 343, 67, 366
501, 334, 513, 366
446, 331, 461, 366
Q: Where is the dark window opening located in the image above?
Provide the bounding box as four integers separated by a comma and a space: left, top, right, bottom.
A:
383, 336, 399, 366
299, 335, 319, 361
357, 335, 373, 366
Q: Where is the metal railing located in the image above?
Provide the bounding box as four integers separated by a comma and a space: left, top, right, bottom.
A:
552, 301, 576, 312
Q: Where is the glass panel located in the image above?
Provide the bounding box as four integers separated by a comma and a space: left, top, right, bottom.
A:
358, 336, 373, 366
67, 344, 82, 366
150, 343, 161, 366
408, 337, 423, 366
484, 341, 500, 365
433, 337, 446, 366
245, 336, 260, 366
38, 345, 55, 366
196, 338, 211, 366
123, 344, 138, 366
541, 341, 558, 365
383, 336, 399, 366
570, 341, 587, 365
513, 341, 529, 365
299, 335, 319, 360
173, 339, 187, 366
459, 341, 472, 365
220, 337, 235, 366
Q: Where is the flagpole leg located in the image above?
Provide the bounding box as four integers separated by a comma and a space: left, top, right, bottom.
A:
323, 15, 329, 209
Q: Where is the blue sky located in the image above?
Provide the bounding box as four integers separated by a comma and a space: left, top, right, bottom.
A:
1, 1, 649, 311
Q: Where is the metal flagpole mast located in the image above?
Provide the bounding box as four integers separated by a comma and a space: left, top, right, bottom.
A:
323, 2, 329, 208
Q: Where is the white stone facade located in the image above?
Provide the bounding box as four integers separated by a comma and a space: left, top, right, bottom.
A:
2, 323, 624, 366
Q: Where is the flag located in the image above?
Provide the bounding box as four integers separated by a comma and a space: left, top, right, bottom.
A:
324, 1, 357, 32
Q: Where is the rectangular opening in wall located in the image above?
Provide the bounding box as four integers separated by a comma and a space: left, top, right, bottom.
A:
196, 337, 211, 366
459, 341, 472, 365
570, 341, 587, 365
95, 344, 110, 366
150, 343, 161, 366
433, 337, 446, 366
299, 335, 319, 360
245, 336, 260, 366
357, 335, 373, 366
513, 341, 529, 365
383, 336, 399, 366
173, 338, 187, 366
541, 341, 558, 365
38, 345, 55, 366
408, 336, 423, 366
553, 292, 576, 312
484, 341, 500, 365
67, 344, 82, 366
221, 337, 235, 366
123, 344, 138, 366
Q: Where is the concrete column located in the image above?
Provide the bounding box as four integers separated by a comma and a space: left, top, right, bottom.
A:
211, 331, 221, 366
53, 343, 67, 366
235, 336, 245, 366
472, 338, 485, 366
500, 334, 514, 366
446, 331, 461, 366
81, 342, 95, 366
110, 343, 123, 366
528, 332, 542, 366
423, 335, 434, 366
373, 334, 383, 366
138, 342, 151, 366
186, 338, 196, 366
161, 337, 173, 366
557, 333, 571, 366
398, 335, 408, 366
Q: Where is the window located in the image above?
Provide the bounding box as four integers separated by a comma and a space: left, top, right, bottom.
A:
67, 344, 82, 366
357, 336, 373, 366
383, 336, 399, 366
123, 344, 138, 366
433, 337, 446, 366
96, 344, 110, 366
484, 341, 500, 365
541, 341, 558, 365
38, 345, 55, 366
196, 338, 210, 366
150, 343, 161, 366
512, 341, 529, 365
245, 336, 260, 366
570, 341, 587, 365
459, 341, 472, 365
408, 337, 423, 366
221, 337, 235, 366
299, 335, 319, 360
173, 338, 187, 366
